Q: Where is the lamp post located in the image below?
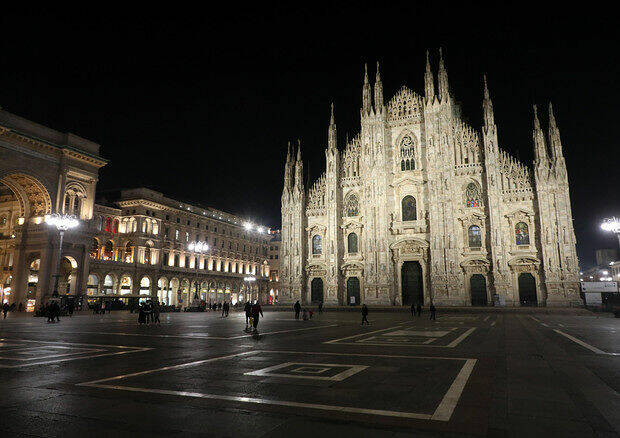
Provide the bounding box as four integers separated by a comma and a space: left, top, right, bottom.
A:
45, 214, 79, 298
188, 241, 209, 306
244, 275, 256, 303
601, 217, 620, 251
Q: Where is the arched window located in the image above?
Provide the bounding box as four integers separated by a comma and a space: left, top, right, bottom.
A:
466, 183, 481, 207
515, 222, 530, 245
73, 197, 81, 216
400, 134, 416, 170
468, 225, 482, 248
401, 196, 417, 221
103, 241, 114, 260
347, 233, 358, 253
90, 238, 99, 259
312, 235, 322, 255
343, 193, 359, 217
144, 246, 151, 264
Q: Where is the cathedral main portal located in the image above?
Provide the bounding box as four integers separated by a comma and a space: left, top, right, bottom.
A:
401, 261, 423, 306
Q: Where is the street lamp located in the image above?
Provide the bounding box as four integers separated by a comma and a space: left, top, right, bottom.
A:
45, 214, 79, 298
188, 241, 209, 305
244, 275, 256, 302
601, 217, 620, 251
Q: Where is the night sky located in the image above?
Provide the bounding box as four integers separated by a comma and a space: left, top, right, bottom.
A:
1, 6, 617, 268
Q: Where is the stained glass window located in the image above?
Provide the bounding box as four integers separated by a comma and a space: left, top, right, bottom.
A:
400, 135, 416, 171
515, 222, 530, 245
343, 193, 359, 217
348, 233, 358, 253
312, 235, 322, 255
466, 183, 481, 207
468, 225, 482, 248
401, 196, 417, 221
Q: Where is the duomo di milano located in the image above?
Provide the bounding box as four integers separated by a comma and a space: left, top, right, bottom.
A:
280, 50, 581, 307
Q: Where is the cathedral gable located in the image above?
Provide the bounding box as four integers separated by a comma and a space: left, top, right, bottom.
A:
387, 86, 423, 125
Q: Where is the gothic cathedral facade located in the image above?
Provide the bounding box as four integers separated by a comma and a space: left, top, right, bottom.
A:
280, 51, 580, 307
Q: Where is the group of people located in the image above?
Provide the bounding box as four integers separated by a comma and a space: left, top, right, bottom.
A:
411, 302, 437, 320
293, 300, 318, 320
137, 300, 161, 325
44, 300, 63, 323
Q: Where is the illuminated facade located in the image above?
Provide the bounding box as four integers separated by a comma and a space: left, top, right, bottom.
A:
87, 188, 270, 306
280, 52, 580, 307
0, 110, 270, 308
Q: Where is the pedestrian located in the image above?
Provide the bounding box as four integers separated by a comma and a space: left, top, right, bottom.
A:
294, 300, 301, 320
225, 302, 229, 317
50, 301, 60, 323
67, 301, 74, 317
429, 302, 436, 321
361, 303, 370, 325
318, 302, 323, 314
138, 304, 146, 325
100, 300, 106, 316
244, 301, 252, 328
416, 302, 422, 317
302, 308, 308, 320
152, 301, 161, 324
251, 300, 263, 333
18, 302, 23, 312
2, 302, 9, 319
410, 303, 415, 317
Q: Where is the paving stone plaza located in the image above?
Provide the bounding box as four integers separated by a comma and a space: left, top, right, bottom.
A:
0, 309, 618, 437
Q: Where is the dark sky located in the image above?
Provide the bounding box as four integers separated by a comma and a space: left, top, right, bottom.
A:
0, 6, 618, 268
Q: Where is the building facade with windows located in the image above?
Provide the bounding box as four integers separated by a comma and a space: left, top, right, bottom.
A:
0, 109, 270, 309
267, 229, 281, 304
87, 188, 271, 307
280, 52, 580, 307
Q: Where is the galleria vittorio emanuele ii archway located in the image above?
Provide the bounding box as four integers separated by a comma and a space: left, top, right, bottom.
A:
0, 110, 106, 309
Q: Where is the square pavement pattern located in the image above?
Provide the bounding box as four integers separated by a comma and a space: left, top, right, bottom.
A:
0, 310, 618, 437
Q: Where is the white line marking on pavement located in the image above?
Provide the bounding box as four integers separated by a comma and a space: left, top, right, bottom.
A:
78, 350, 477, 422
553, 329, 618, 356
431, 359, 477, 421
0, 338, 151, 368
323, 324, 408, 344
229, 324, 339, 339
528, 316, 541, 323
490, 321, 497, 327
484, 316, 490, 321
446, 328, 476, 348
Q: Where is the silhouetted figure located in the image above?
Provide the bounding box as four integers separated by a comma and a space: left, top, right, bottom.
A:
294, 301, 301, 320
361, 304, 370, 325
410, 303, 415, 317
429, 302, 436, 321
318, 302, 323, 314
2, 302, 9, 319
416, 303, 422, 317
244, 301, 252, 327
251, 301, 263, 333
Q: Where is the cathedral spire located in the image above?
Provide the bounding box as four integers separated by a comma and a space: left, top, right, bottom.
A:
548, 102, 563, 160
374, 61, 384, 110
284, 141, 293, 190
328, 102, 337, 151
532, 104, 548, 163
438, 48, 450, 102
362, 63, 372, 114
424, 50, 435, 101
482, 74, 495, 127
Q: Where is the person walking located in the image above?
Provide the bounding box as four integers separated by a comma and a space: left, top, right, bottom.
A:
244, 301, 252, 328
152, 301, 161, 324
138, 303, 146, 325
429, 302, 436, 321
224, 302, 230, 317
361, 304, 370, 325
294, 300, 301, 320
318, 302, 323, 314
251, 300, 264, 333
2, 302, 9, 319
416, 302, 422, 317
410, 303, 415, 317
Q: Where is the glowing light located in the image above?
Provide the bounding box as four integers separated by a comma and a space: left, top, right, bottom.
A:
46, 213, 79, 231
188, 241, 209, 253
244, 222, 253, 230
601, 217, 620, 233
244, 276, 256, 282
